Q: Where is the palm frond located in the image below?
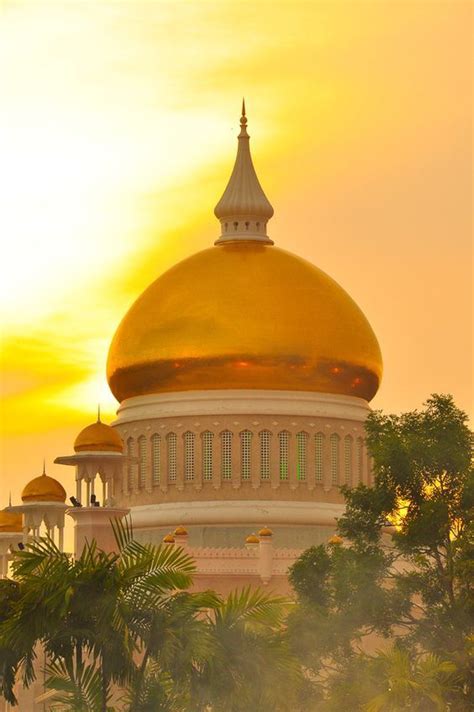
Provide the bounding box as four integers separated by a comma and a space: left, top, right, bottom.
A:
45, 657, 107, 711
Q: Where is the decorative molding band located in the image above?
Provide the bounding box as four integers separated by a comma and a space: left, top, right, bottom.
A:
114, 390, 370, 425
129, 499, 346, 528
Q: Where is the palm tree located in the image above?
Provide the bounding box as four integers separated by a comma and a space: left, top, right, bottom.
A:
0, 525, 305, 711
0, 521, 199, 710
191, 587, 303, 712
363, 646, 459, 712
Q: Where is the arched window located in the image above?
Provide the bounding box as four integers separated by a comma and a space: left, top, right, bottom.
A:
167, 433, 177, 482
315, 432, 324, 483
344, 435, 353, 485
330, 433, 340, 486
126, 437, 135, 490
296, 431, 308, 481
138, 435, 147, 488
356, 436, 364, 482
260, 430, 271, 480
240, 430, 252, 480
279, 431, 289, 480
151, 433, 161, 485
184, 431, 195, 481
202, 431, 214, 481
221, 430, 232, 480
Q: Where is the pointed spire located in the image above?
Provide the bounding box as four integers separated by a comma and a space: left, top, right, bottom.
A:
42, 459, 46, 476
97, 403, 101, 423
8, 491, 12, 507
239, 98, 248, 137
214, 101, 274, 244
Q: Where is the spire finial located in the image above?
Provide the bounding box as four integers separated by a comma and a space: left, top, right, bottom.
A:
214, 101, 274, 244
42, 458, 46, 476
97, 403, 101, 423
239, 97, 248, 137
8, 491, 11, 507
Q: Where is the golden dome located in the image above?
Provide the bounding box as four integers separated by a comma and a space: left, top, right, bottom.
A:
107, 243, 382, 403
163, 533, 175, 544
328, 535, 344, 546
108, 106, 382, 403
246, 533, 260, 544
0, 509, 23, 533
174, 525, 188, 536
74, 420, 123, 453
22, 473, 66, 503
258, 526, 273, 537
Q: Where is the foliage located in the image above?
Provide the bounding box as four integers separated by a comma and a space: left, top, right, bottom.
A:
191, 587, 302, 712
0, 520, 200, 710
0, 520, 304, 711
289, 394, 474, 710
2, 393, 470, 710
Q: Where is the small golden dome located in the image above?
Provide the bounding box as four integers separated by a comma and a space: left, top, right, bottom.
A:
328, 535, 343, 546
246, 533, 260, 544
0, 509, 23, 533
107, 244, 382, 403
163, 533, 175, 544
258, 527, 273, 537
22, 472, 66, 503
174, 525, 188, 536
74, 420, 123, 454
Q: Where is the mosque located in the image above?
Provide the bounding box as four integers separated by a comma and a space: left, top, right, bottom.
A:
0, 104, 382, 595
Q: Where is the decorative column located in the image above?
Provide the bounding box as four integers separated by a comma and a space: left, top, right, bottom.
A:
270, 431, 280, 490
75, 469, 82, 502
58, 525, 64, 552
258, 527, 273, 585
307, 432, 316, 491
160, 432, 168, 493
194, 433, 203, 491
250, 430, 260, 490
176, 433, 185, 492
323, 429, 332, 492
231, 429, 241, 490
213, 432, 222, 491
131, 438, 139, 495
351, 435, 359, 488
85, 479, 92, 506
146, 436, 153, 494
288, 432, 297, 491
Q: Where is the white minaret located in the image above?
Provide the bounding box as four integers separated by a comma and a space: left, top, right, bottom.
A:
55, 411, 130, 555
0, 500, 23, 578
7, 462, 68, 551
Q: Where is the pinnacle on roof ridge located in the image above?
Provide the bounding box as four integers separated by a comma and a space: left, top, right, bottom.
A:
214, 102, 274, 245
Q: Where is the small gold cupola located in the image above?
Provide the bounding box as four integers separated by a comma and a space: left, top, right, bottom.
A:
214, 100, 274, 244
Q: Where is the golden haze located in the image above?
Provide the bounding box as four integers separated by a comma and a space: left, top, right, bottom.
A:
0, 1, 472, 513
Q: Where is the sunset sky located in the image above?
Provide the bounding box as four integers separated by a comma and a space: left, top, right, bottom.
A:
0, 1, 472, 513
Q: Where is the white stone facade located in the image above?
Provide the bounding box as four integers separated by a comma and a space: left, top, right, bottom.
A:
111, 391, 372, 520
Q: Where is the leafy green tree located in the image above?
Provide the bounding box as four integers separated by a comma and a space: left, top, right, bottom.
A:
288, 394, 473, 711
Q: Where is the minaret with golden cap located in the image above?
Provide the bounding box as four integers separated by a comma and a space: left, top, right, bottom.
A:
214, 100, 274, 244
7, 461, 68, 550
